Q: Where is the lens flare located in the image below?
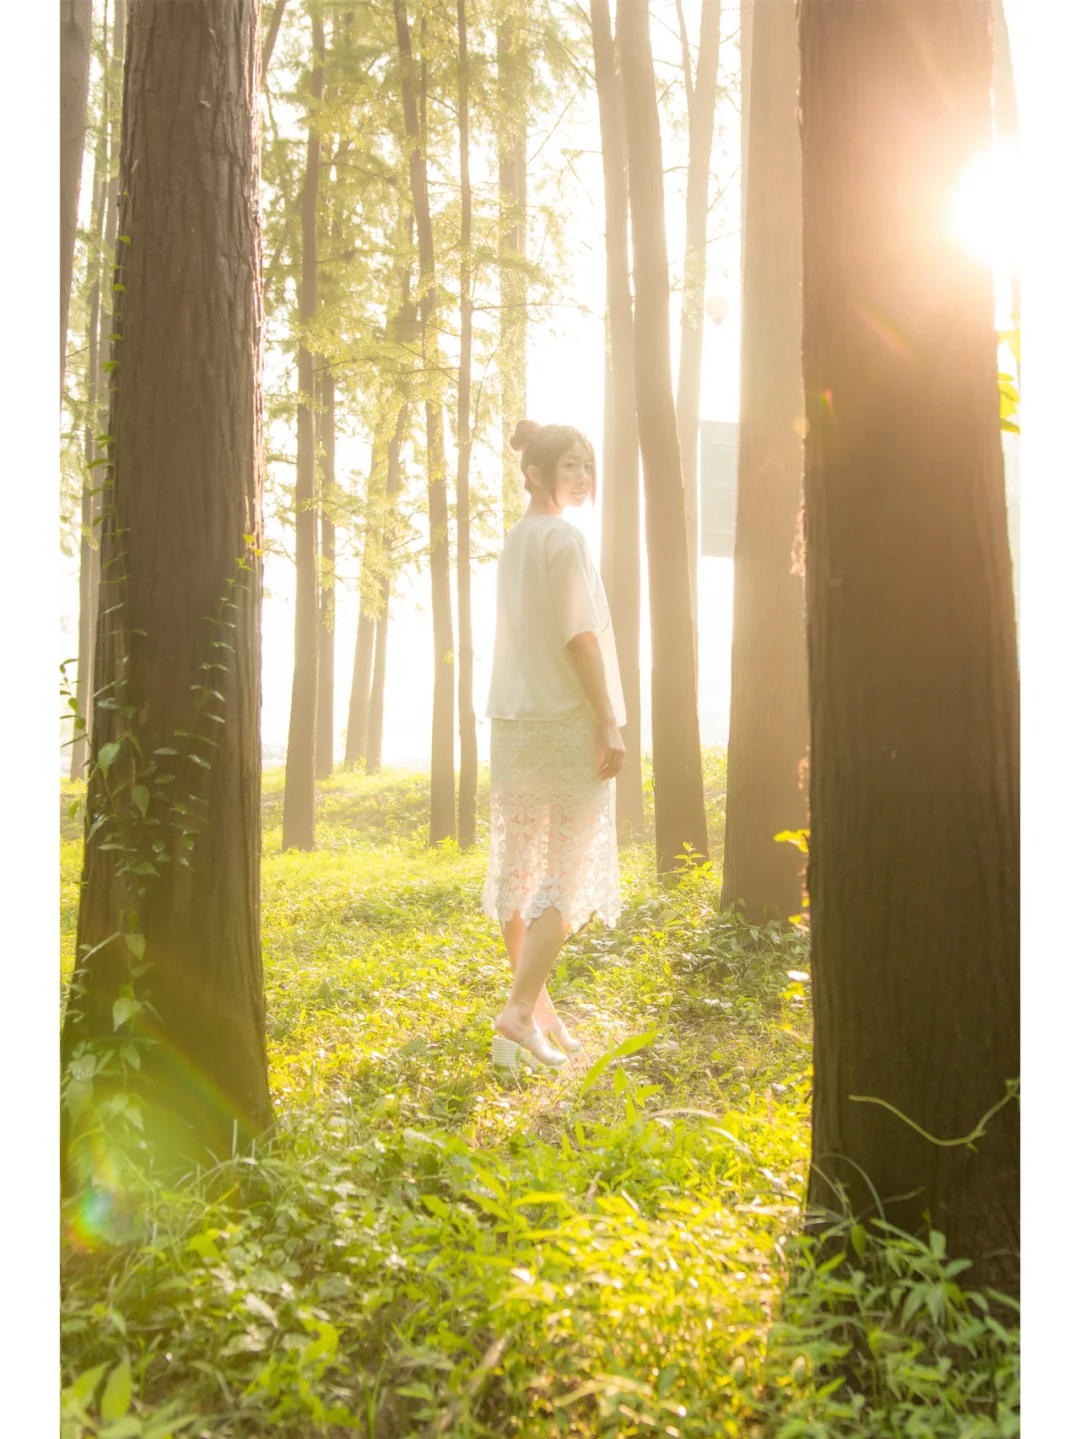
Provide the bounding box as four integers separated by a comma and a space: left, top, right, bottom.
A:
949, 137, 1021, 271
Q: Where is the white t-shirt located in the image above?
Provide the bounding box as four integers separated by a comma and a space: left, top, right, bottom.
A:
486, 515, 627, 727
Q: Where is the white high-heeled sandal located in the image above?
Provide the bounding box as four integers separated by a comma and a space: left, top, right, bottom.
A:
491, 1024, 567, 1072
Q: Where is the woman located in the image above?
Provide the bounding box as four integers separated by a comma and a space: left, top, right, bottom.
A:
483, 419, 627, 1071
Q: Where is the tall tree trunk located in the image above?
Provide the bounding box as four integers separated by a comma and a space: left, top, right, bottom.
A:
800, 0, 1019, 1294
675, 0, 722, 639
719, 0, 808, 921
589, 0, 644, 839
497, 0, 528, 531
366, 401, 409, 775
72, 3, 110, 782
262, 0, 287, 77
62, 0, 270, 1180
61, 0, 94, 401
395, 0, 456, 845
315, 368, 336, 777
616, 0, 709, 875
282, 5, 324, 851
344, 428, 386, 770
455, 0, 478, 849
74, 0, 126, 776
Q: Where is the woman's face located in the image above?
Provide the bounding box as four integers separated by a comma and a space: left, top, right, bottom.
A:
550, 442, 594, 509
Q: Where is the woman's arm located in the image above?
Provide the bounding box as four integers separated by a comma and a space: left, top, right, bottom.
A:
567, 631, 626, 780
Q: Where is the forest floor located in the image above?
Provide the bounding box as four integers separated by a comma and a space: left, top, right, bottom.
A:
59, 754, 1017, 1439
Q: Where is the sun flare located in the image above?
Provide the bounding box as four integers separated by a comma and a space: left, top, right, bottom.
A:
949, 136, 1021, 272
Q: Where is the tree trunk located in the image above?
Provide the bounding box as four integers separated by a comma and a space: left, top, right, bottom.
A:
616, 0, 709, 875
395, 0, 456, 846
589, 0, 644, 839
262, 0, 287, 78
800, 0, 1019, 1294
62, 0, 270, 1180
61, 0, 94, 401
675, 0, 722, 639
366, 401, 409, 775
316, 368, 336, 778
497, 0, 528, 532
719, 0, 808, 921
455, 0, 478, 849
344, 529, 376, 768
282, 6, 324, 851
72, 5, 110, 782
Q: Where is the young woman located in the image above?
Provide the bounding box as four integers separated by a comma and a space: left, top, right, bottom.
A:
483, 419, 627, 1071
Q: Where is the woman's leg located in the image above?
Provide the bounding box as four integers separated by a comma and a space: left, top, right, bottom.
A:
500, 911, 563, 1033
494, 906, 570, 1043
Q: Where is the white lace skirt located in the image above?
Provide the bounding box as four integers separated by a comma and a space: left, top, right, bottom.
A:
482, 710, 621, 934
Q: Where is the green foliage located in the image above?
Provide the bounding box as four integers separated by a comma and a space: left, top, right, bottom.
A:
60, 757, 1016, 1437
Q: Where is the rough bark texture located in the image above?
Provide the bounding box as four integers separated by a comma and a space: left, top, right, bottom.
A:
282, 8, 324, 851
590, 0, 643, 838
675, 0, 722, 635
366, 403, 409, 775
456, 0, 478, 849
62, 0, 271, 1175
497, 0, 528, 531
720, 0, 808, 921
316, 368, 336, 778
616, 0, 709, 875
395, 0, 456, 845
799, 0, 1019, 1293
61, 0, 94, 398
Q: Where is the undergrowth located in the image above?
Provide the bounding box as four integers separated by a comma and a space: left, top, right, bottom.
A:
59, 755, 1018, 1438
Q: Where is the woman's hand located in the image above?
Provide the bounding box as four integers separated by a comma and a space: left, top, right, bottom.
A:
598, 720, 626, 781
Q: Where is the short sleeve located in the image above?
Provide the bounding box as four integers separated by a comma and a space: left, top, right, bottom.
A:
548, 527, 601, 644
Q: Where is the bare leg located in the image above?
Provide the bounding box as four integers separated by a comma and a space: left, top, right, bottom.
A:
500, 911, 561, 1032
494, 906, 570, 1044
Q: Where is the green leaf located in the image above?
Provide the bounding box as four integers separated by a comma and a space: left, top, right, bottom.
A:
98, 741, 122, 773
124, 932, 147, 961
113, 996, 142, 1030
153, 747, 181, 755
131, 784, 150, 817
611, 1028, 658, 1062
68, 1361, 109, 1406
851, 1223, 867, 1260
100, 1357, 132, 1422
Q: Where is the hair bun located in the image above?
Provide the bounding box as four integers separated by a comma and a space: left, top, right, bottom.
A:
509, 419, 541, 453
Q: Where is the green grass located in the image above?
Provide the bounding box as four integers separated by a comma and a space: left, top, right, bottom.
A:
59, 755, 1017, 1439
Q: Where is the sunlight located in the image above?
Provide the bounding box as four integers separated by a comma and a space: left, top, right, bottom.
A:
949, 136, 1021, 272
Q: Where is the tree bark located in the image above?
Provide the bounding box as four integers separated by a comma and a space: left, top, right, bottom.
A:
61, 0, 94, 401
799, 0, 1019, 1293
675, 0, 722, 637
315, 367, 336, 777
455, 0, 478, 849
395, 0, 456, 846
62, 0, 270, 1179
497, 0, 528, 532
366, 401, 409, 775
590, 0, 644, 839
719, 0, 808, 921
345, 529, 377, 767
740, 0, 753, 262
282, 5, 324, 851
616, 0, 709, 875
72, 4, 111, 782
